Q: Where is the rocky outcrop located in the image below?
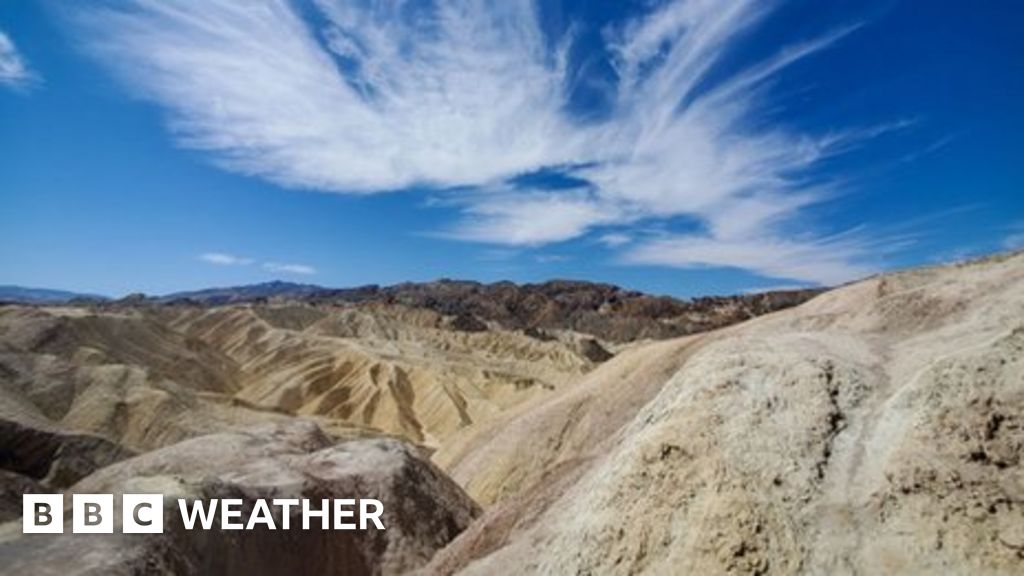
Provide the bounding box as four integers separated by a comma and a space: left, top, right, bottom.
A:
313, 280, 823, 343
121, 279, 822, 343
0, 416, 134, 489
424, 252, 1024, 575
0, 421, 480, 576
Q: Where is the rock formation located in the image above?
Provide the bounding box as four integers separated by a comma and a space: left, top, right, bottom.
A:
423, 252, 1024, 575
0, 303, 592, 451
0, 421, 479, 575
168, 279, 821, 343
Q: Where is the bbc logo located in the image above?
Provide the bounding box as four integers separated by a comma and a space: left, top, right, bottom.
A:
23, 494, 164, 534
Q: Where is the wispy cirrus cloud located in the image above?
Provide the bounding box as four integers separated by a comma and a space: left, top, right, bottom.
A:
77, 0, 898, 285
199, 252, 253, 266
199, 252, 315, 275
598, 233, 632, 248
0, 30, 39, 90
623, 232, 878, 286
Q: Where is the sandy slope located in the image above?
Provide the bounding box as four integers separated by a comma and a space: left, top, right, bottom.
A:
425, 252, 1024, 574
0, 303, 592, 452
432, 335, 705, 506
164, 304, 593, 448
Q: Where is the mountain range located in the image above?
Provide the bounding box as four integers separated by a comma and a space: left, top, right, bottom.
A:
0, 285, 109, 304
1, 279, 823, 343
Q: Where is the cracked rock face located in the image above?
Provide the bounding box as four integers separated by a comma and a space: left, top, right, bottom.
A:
424, 252, 1024, 575
0, 421, 480, 576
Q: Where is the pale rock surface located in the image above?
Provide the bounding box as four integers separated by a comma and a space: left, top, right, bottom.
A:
424, 252, 1024, 575
0, 421, 479, 576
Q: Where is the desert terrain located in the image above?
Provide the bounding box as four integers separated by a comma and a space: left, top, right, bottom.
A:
1, 254, 1022, 574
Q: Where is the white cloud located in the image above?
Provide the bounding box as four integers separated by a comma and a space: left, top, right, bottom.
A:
621, 232, 881, 286
534, 254, 568, 263
0, 30, 38, 90
598, 233, 632, 248
200, 252, 316, 275
77, 1, 895, 284
75, 0, 575, 192
442, 186, 622, 246
199, 252, 253, 266
263, 262, 317, 276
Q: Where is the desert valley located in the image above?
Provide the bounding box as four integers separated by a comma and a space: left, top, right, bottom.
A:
0, 251, 1021, 574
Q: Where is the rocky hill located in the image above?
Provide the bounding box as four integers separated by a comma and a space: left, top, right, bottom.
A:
5, 279, 822, 344
158, 280, 326, 305
424, 251, 1024, 574
0, 285, 108, 305
1, 422, 478, 576
144, 279, 821, 343
315, 280, 823, 343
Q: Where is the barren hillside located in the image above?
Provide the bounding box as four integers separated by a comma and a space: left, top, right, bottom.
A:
147, 279, 822, 343
424, 251, 1024, 575
2, 255, 1021, 575
0, 303, 593, 452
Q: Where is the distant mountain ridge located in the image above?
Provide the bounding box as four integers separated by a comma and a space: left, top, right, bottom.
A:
321, 279, 825, 342
0, 279, 824, 342
0, 285, 108, 304
155, 278, 826, 343
159, 280, 326, 305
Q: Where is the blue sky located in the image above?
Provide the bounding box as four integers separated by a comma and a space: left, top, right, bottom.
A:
1, 0, 1022, 298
